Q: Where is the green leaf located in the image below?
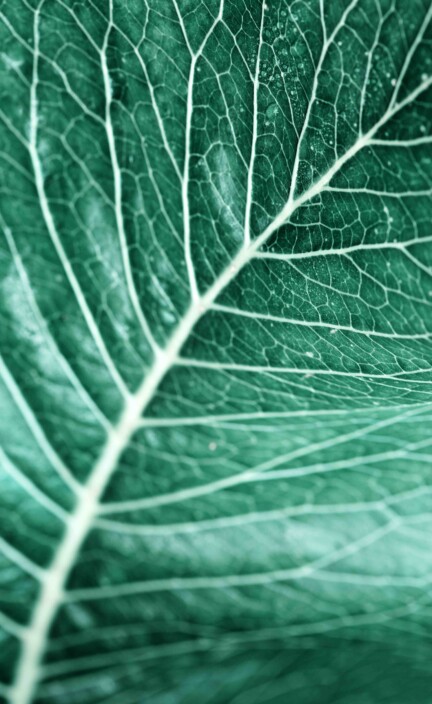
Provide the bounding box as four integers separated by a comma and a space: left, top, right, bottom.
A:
0, 0, 432, 702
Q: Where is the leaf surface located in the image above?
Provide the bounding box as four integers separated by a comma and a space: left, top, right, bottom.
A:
0, 0, 432, 702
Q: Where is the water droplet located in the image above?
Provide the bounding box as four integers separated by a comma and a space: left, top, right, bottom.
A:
265, 103, 279, 121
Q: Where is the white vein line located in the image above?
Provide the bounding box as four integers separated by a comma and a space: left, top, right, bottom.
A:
26, 3, 130, 400
358, 0, 383, 134
243, 1, 265, 247
256, 235, 432, 260
39, 641, 215, 679
402, 247, 432, 278
0, 107, 28, 149
65, 519, 402, 601
325, 187, 432, 198
370, 135, 432, 147
101, 5, 159, 354
0, 610, 23, 639
174, 358, 432, 380
0, 357, 79, 494
310, 569, 431, 587
211, 303, 431, 339
2, 223, 110, 431
0, 445, 66, 521
94, 485, 431, 537
180, 55, 199, 302
0, 535, 44, 581
220, 407, 431, 476
136, 401, 429, 427
319, 0, 327, 44
10, 21, 432, 704
173, 0, 224, 302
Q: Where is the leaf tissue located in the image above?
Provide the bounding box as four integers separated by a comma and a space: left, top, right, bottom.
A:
0, 0, 432, 702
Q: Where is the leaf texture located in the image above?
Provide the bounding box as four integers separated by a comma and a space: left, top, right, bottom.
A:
0, 0, 432, 702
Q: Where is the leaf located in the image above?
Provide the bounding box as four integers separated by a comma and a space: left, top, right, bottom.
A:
0, 0, 432, 702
